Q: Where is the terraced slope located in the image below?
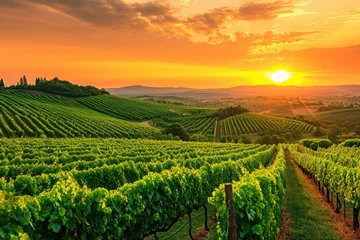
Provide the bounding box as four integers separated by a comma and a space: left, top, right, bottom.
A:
215, 113, 315, 139
0, 92, 158, 138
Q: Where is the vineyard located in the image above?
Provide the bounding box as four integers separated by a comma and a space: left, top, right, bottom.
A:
77, 95, 205, 121
0, 91, 318, 143
1, 90, 358, 239
308, 108, 360, 128
288, 142, 360, 230
0, 92, 161, 138
155, 115, 217, 138
0, 138, 288, 239
215, 113, 315, 140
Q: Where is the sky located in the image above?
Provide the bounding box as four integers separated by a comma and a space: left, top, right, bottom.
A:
0, 0, 359, 88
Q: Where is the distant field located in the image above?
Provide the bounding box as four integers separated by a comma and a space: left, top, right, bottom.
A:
0, 92, 158, 138
307, 108, 360, 127
215, 113, 315, 140
292, 107, 316, 116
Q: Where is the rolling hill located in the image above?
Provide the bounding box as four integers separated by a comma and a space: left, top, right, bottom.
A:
306, 108, 360, 128
215, 113, 315, 140
77, 95, 206, 121
0, 90, 317, 142
0, 92, 159, 138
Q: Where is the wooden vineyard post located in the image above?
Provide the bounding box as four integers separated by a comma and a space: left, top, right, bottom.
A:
344, 194, 346, 219
225, 183, 237, 240
326, 187, 330, 203
353, 207, 359, 231
203, 205, 210, 231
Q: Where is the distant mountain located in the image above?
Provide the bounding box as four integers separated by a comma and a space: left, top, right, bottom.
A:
107, 85, 192, 97
107, 85, 360, 98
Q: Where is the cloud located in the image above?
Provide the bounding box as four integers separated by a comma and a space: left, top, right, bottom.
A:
208, 31, 318, 46
0, 0, 178, 30
238, 0, 294, 20
185, 1, 295, 34
0, 0, 297, 36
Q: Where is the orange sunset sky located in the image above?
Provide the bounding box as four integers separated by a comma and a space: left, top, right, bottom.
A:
0, 0, 359, 88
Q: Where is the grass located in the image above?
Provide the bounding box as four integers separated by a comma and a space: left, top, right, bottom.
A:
146, 205, 218, 240
285, 158, 342, 240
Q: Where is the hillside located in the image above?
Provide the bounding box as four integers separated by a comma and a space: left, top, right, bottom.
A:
215, 113, 315, 140
0, 92, 158, 138
107, 85, 191, 97
153, 111, 315, 142
306, 108, 360, 128
8, 78, 109, 97
77, 95, 206, 121
0, 90, 321, 143
153, 114, 216, 139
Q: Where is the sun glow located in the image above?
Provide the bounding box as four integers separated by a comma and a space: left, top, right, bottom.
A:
270, 70, 291, 83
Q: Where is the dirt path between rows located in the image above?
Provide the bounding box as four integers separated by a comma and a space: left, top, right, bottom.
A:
279, 151, 360, 240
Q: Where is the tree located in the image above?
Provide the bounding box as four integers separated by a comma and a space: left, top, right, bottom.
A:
212, 105, 250, 120
313, 127, 325, 137
226, 136, 232, 143
190, 134, 209, 142
258, 134, 272, 145
292, 129, 302, 140
285, 132, 293, 141
271, 135, 279, 144
8, 77, 109, 97
234, 137, 239, 144
355, 125, 360, 135
23, 75, 28, 86
298, 115, 305, 121
328, 127, 341, 143
310, 142, 319, 151
220, 136, 226, 143
0, 78, 4, 88
162, 123, 190, 141
242, 136, 252, 144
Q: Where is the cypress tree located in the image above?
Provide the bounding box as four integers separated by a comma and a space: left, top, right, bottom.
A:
23, 75, 28, 86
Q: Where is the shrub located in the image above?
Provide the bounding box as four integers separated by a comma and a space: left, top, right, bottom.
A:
343, 139, 360, 148
242, 136, 252, 144
162, 123, 190, 141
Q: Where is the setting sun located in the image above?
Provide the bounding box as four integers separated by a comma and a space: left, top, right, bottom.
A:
270, 70, 291, 83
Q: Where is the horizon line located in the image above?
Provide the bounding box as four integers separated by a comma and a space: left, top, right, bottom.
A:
106, 84, 360, 90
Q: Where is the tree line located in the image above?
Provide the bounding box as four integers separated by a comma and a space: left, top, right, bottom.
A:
0, 76, 109, 97
211, 105, 250, 120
